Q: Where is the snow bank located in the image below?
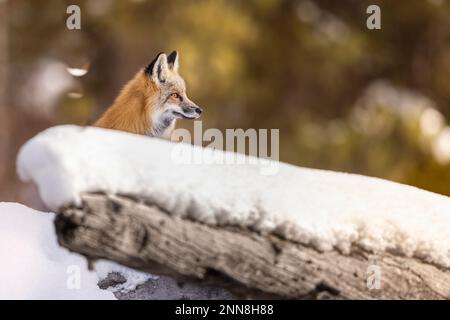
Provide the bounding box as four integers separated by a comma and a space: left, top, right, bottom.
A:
0, 202, 153, 299
17, 125, 450, 268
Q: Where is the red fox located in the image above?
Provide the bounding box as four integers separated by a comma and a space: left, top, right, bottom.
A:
94, 51, 202, 138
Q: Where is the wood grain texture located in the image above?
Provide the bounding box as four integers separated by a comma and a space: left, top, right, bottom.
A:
55, 193, 450, 299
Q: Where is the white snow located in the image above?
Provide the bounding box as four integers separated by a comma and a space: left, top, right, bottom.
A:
0, 202, 153, 299
17, 125, 450, 268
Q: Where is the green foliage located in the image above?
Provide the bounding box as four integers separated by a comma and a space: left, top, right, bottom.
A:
8, 0, 450, 196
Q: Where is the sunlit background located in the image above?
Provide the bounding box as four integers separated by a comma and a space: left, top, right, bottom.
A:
1, 0, 450, 208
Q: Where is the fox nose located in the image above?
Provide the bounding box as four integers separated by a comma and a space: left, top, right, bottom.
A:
195, 107, 203, 114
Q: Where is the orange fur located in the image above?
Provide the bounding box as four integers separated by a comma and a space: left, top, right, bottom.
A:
94, 71, 158, 135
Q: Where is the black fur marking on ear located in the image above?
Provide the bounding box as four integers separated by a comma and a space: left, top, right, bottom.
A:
167, 50, 178, 66
144, 52, 165, 77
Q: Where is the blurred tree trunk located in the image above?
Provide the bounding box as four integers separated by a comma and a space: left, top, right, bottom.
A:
0, 0, 9, 182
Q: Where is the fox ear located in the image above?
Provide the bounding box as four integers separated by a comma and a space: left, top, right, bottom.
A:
145, 52, 169, 84
167, 50, 179, 73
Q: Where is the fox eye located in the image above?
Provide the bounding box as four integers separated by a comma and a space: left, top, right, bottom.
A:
170, 93, 181, 100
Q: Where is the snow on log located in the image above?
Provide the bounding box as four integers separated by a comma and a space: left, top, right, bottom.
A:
17, 125, 450, 299
55, 192, 450, 299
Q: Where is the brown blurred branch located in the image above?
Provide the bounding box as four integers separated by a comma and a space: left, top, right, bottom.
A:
0, 0, 9, 181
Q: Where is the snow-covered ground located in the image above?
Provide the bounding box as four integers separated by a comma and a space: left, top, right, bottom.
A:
17, 125, 450, 268
0, 202, 154, 299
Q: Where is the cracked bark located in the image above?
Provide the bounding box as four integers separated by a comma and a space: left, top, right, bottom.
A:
55, 193, 450, 299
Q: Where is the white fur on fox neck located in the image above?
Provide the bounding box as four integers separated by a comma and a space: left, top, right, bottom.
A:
149, 103, 182, 138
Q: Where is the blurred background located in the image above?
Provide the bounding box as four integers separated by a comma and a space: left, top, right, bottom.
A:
1, 0, 450, 208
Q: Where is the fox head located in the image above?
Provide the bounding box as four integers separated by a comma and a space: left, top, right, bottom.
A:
144, 51, 202, 135
94, 51, 201, 137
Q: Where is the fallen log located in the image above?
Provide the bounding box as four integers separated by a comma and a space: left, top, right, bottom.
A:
54, 193, 450, 299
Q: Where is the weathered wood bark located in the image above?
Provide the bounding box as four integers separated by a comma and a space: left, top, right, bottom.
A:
55, 193, 450, 299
